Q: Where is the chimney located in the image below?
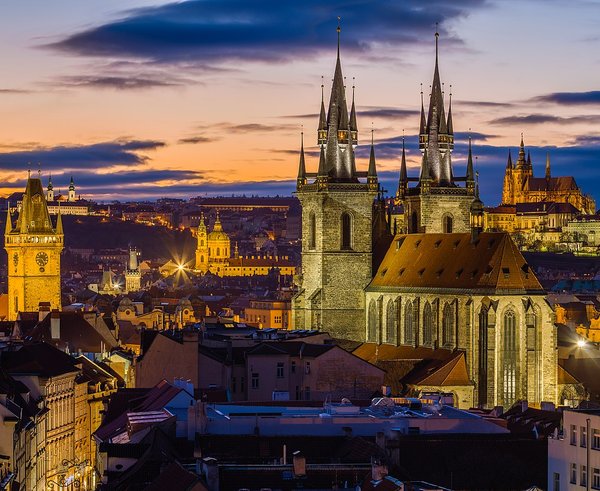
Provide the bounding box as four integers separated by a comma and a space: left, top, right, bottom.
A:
38, 302, 50, 323
50, 310, 61, 340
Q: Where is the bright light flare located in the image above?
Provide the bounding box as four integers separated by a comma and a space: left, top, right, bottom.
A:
577, 339, 587, 348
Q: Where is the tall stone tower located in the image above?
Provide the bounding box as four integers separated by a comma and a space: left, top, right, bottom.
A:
5, 175, 64, 320
125, 247, 141, 292
292, 24, 387, 340
195, 213, 209, 273
397, 32, 476, 234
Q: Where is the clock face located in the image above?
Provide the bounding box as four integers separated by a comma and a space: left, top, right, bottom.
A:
36, 252, 49, 272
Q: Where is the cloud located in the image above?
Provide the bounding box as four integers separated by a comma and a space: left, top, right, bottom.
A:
489, 113, 600, 125
0, 89, 31, 94
54, 75, 187, 90
357, 107, 419, 120
0, 139, 165, 172
48, 0, 487, 64
458, 100, 514, 108
532, 90, 600, 106
178, 136, 219, 145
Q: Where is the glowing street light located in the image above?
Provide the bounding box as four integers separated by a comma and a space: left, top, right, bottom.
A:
577, 339, 587, 348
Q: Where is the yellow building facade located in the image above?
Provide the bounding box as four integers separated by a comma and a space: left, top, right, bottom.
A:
5, 176, 63, 320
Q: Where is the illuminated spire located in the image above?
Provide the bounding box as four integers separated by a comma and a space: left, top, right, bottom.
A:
506, 149, 513, 170
56, 206, 63, 235
4, 208, 12, 235
367, 126, 378, 190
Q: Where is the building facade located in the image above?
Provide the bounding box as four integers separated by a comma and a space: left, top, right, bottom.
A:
365, 232, 557, 408
5, 175, 64, 320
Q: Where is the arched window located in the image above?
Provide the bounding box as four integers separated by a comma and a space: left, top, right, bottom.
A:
341, 213, 352, 250
442, 302, 455, 347
411, 211, 418, 233
385, 300, 396, 344
200, 239, 204, 246
422, 302, 433, 346
216, 247, 221, 256
443, 214, 453, 233
502, 311, 518, 406
404, 300, 415, 345
308, 212, 316, 249
478, 307, 489, 407
368, 300, 378, 342
200, 256, 204, 263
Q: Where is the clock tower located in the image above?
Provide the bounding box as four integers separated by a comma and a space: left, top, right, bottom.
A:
5, 175, 64, 320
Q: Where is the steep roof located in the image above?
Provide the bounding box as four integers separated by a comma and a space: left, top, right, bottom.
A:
527, 176, 579, 192
368, 232, 543, 292
400, 351, 470, 387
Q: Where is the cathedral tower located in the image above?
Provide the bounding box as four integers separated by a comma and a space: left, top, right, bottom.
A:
5, 174, 64, 320
195, 213, 209, 273
125, 247, 141, 292
399, 31, 476, 234
68, 176, 76, 202
292, 23, 386, 339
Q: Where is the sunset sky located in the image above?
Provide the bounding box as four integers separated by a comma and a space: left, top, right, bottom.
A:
1, 0, 599, 205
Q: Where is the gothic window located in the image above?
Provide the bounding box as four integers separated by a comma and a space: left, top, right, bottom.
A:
385, 299, 396, 344
200, 239, 204, 246
478, 307, 489, 407
423, 302, 433, 346
442, 302, 455, 347
341, 212, 352, 250
368, 300, 378, 342
216, 247, 221, 256
443, 214, 453, 233
411, 211, 418, 233
404, 299, 415, 345
308, 212, 316, 250
502, 310, 518, 406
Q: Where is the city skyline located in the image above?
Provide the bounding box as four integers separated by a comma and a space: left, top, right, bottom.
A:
0, 1, 599, 204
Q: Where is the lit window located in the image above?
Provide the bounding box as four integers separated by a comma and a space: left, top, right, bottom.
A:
276, 363, 284, 379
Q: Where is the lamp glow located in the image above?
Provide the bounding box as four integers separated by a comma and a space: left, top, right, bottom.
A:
577, 339, 586, 348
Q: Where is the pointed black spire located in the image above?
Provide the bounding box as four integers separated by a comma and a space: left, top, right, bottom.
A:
367, 127, 378, 190
318, 76, 327, 146
447, 86, 454, 135
317, 145, 328, 190
296, 131, 307, 190
398, 132, 408, 198
506, 149, 513, 170
349, 77, 358, 146
419, 84, 426, 137
466, 135, 475, 192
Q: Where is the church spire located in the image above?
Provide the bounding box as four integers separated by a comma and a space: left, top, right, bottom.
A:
316, 145, 328, 190
4, 208, 12, 235
367, 127, 378, 191
56, 207, 63, 235
398, 133, 408, 198
466, 135, 475, 192
506, 149, 513, 170
296, 131, 307, 190
546, 152, 551, 179
447, 87, 454, 135
318, 77, 327, 147
517, 133, 526, 168
419, 84, 426, 137
349, 78, 358, 146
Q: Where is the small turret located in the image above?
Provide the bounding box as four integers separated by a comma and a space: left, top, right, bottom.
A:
470, 179, 484, 242
546, 152, 551, 179
47, 174, 54, 202
55, 208, 63, 235
420, 148, 431, 193
506, 150, 513, 170
316, 146, 328, 191
68, 176, 76, 202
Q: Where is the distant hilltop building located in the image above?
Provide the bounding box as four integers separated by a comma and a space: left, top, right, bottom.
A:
46, 175, 90, 215
5, 174, 64, 320
194, 212, 295, 277
501, 138, 595, 214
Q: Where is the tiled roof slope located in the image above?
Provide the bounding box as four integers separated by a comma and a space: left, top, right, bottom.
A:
368, 232, 543, 292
